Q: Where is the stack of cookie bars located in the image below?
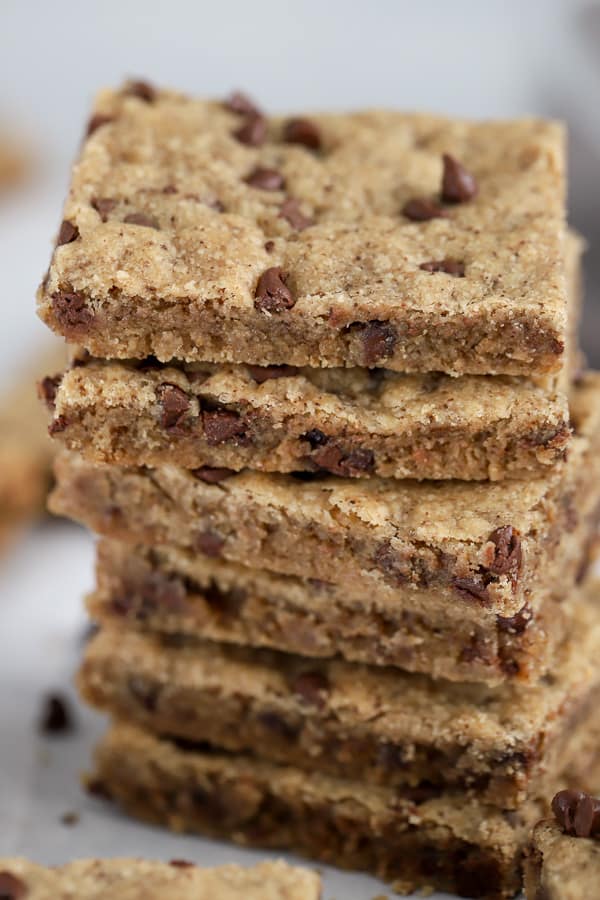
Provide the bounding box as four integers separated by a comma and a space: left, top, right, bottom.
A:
37, 83, 600, 899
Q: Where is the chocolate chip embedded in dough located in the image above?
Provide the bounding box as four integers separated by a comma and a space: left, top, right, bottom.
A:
244, 167, 285, 190
254, 267, 295, 313
419, 258, 465, 276
402, 197, 448, 221
57, 219, 79, 246
441, 153, 478, 203
283, 118, 322, 151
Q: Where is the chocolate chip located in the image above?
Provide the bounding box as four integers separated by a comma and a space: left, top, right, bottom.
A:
279, 197, 314, 231
290, 670, 329, 708
48, 415, 68, 435
257, 711, 299, 740
91, 196, 117, 221
402, 197, 448, 221
203, 409, 246, 445
485, 526, 522, 577
552, 789, 600, 837
204, 580, 246, 616
245, 167, 285, 190
224, 91, 262, 117
360, 320, 398, 366
124, 80, 156, 103
123, 212, 160, 229
169, 860, 196, 868
57, 219, 79, 246
196, 531, 224, 557
234, 114, 267, 147
86, 778, 112, 800
0, 872, 27, 899
441, 153, 478, 203
86, 114, 113, 136
52, 291, 93, 330
374, 542, 409, 586
496, 603, 532, 634
419, 258, 465, 276
192, 467, 236, 484
453, 577, 490, 604
39, 693, 74, 735
283, 118, 322, 150
157, 383, 191, 432
60, 811, 79, 826
303, 429, 328, 448
128, 675, 159, 712
306, 439, 376, 477
264, 240, 275, 253
254, 267, 295, 313
38, 374, 62, 409
247, 364, 299, 383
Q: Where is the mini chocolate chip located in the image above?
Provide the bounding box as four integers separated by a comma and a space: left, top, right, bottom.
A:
245, 167, 285, 190
0, 872, 27, 899
453, 577, 490, 604
257, 711, 300, 740
310, 444, 375, 477
128, 675, 159, 712
203, 409, 246, 445
496, 603, 532, 634
303, 429, 328, 448
91, 196, 117, 221
124, 80, 156, 103
86, 114, 113, 136
254, 267, 295, 313
158, 383, 191, 432
419, 258, 465, 276
196, 531, 224, 557
39, 693, 74, 734
52, 291, 93, 330
48, 415, 68, 435
203, 580, 246, 616
283, 118, 322, 150
485, 526, 522, 576
264, 240, 275, 253
247, 364, 299, 383
279, 197, 314, 231
124, 212, 160, 229
402, 197, 448, 221
192, 466, 236, 483
552, 789, 600, 837
361, 320, 398, 366
57, 219, 79, 246
60, 811, 79, 826
224, 91, 262, 117
234, 114, 267, 147
441, 153, 478, 203
169, 860, 196, 868
290, 670, 330, 708
38, 374, 62, 409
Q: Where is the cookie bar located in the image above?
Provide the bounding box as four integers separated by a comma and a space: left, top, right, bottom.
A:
0, 346, 64, 549
79, 588, 600, 809
37, 83, 569, 376
89, 721, 600, 900
0, 858, 320, 899
49, 373, 600, 618
88, 509, 599, 685
524, 795, 600, 899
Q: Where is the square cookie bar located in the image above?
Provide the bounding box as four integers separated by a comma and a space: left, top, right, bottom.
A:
38, 82, 568, 376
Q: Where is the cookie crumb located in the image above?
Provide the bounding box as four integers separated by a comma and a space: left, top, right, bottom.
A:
39, 693, 75, 735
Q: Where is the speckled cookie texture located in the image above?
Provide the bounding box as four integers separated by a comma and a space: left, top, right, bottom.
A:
89, 719, 600, 900
524, 817, 600, 900
37, 83, 568, 376
49, 373, 600, 620
0, 858, 320, 899
79, 584, 600, 810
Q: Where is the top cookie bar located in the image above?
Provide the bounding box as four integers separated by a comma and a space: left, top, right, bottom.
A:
38, 82, 567, 375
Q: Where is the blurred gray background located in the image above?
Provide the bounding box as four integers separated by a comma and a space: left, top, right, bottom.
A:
1, 0, 599, 369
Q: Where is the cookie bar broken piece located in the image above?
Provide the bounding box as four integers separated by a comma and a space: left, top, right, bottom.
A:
37, 84, 568, 376
0, 857, 320, 899
88, 510, 599, 686
79, 587, 600, 809
49, 373, 600, 618
524, 792, 600, 898
89, 720, 600, 900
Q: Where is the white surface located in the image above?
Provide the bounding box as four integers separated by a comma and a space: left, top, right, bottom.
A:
0, 1, 595, 894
